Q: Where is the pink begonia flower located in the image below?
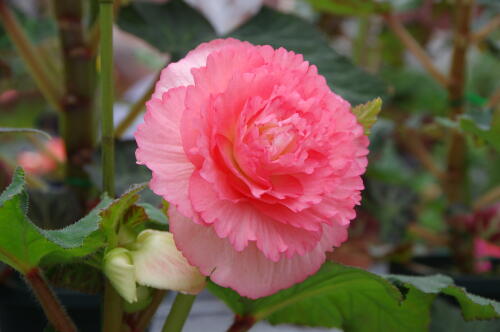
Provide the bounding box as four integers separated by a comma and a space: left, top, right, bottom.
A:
135, 39, 369, 299
18, 138, 65, 175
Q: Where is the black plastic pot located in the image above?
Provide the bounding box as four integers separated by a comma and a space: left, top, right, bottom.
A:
0, 278, 101, 332
390, 255, 500, 301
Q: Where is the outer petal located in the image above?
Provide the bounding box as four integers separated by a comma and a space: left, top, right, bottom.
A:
170, 206, 348, 299
152, 38, 245, 99
135, 87, 195, 217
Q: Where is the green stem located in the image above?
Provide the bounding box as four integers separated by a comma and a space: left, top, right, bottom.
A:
99, 1, 122, 331
25, 268, 77, 332
161, 293, 196, 332
0, 0, 63, 113
102, 281, 123, 332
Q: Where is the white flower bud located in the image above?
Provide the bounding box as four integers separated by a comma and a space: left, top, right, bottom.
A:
103, 247, 137, 303
131, 230, 206, 294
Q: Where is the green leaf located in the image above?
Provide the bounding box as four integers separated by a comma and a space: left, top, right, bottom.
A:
138, 202, 168, 225
0, 169, 111, 273
352, 97, 383, 135
117, 0, 215, 59
386, 274, 500, 320
210, 263, 500, 331
229, 8, 387, 105
209, 263, 430, 331
307, 0, 390, 16
430, 299, 500, 332
100, 183, 147, 242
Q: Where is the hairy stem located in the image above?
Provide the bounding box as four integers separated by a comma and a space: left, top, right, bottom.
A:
25, 268, 77, 332
161, 293, 196, 332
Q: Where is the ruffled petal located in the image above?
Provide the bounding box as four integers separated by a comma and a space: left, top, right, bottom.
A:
152, 38, 245, 99
170, 206, 347, 299
135, 87, 195, 217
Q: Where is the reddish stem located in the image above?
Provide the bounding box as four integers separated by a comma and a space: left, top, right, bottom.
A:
227, 315, 256, 332
25, 267, 77, 332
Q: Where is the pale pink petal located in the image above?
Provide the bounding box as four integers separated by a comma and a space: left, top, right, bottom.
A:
152, 38, 245, 99
135, 87, 195, 217
170, 206, 348, 299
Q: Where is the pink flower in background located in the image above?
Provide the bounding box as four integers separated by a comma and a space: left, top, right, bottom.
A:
135, 38, 368, 298
474, 238, 500, 273
18, 138, 65, 175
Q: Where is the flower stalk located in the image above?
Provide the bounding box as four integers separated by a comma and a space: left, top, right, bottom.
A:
161, 293, 197, 332
99, 1, 122, 331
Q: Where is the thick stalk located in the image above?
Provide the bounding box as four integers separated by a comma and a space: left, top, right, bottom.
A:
99, 2, 122, 332
52, 0, 96, 195
25, 268, 77, 332
161, 293, 196, 332
444, 0, 474, 204
0, 0, 63, 113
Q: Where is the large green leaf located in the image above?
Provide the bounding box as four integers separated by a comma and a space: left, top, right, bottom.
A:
0, 169, 150, 273
210, 263, 500, 331
228, 8, 387, 105
209, 263, 430, 331
117, 0, 215, 59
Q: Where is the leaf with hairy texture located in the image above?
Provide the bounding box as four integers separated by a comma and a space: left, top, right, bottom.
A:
209, 263, 427, 332
0, 169, 113, 272
0, 169, 149, 274
352, 97, 383, 135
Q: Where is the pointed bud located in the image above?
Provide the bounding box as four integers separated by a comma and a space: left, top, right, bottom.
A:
132, 230, 206, 294
123, 286, 153, 313
103, 247, 137, 303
